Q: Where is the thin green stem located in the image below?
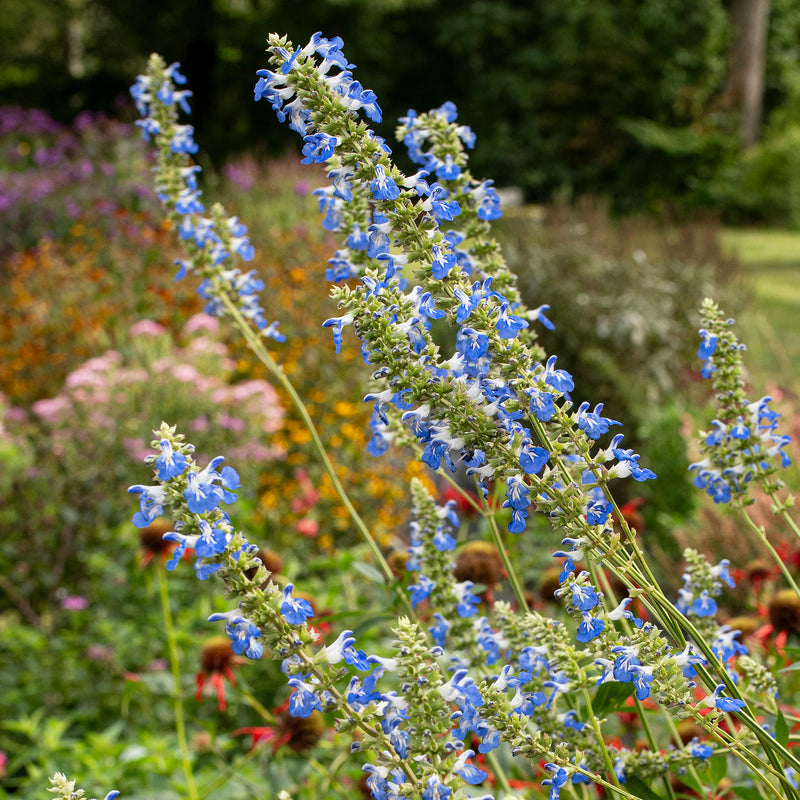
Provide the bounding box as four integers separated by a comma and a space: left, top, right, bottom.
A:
156, 567, 199, 800
580, 686, 622, 798
485, 751, 512, 796
768, 488, 800, 543
741, 506, 800, 599
198, 743, 263, 800
590, 564, 678, 800
486, 511, 529, 611
219, 292, 414, 617
234, 674, 278, 724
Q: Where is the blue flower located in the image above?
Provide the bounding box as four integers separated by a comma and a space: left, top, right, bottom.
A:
324, 629, 371, 670
287, 678, 324, 717
429, 614, 450, 647
435, 154, 462, 181
519, 440, 549, 474
280, 583, 315, 624
322, 313, 354, 354
129, 483, 167, 528
183, 471, 223, 514
432, 526, 456, 552
569, 581, 600, 612
689, 740, 714, 761
425, 184, 461, 221
698, 328, 718, 359
422, 776, 452, 800
541, 355, 573, 393
455, 581, 481, 618
532, 304, 556, 331
457, 327, 490, 362
473, 180, 502, 221
408, 575, 435, 607
495, 302, 528, 339
503, 475, 530, 511
194, 519, 227, 558
301, 132, 337, 164
369, 164, 400, 201
209, 612, 263, 659
691, 590, 718, 618
430, 244, 457, 280
542, 764, 570, 800
710, 684, 745, 713
574, 402, 621, 439
576, 614, 605, 643
528, 388, 557, 421
452, 750, 487, 785
162, 531, 187, 570
585, 491, 613, 525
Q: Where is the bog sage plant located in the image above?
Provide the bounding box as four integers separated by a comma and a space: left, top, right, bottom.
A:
83, 33, 799, 800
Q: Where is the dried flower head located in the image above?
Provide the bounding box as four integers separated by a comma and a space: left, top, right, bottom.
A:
138, 517, 177, 565
196, 636, 243, 711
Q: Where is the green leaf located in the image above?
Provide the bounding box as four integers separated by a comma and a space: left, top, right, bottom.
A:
590, 681, 636, 719
709, 753, 728, 786
730, 786, 765, 800
624, 775, 667, 800
353, 614, 396, 637
677, 771, 703, 794
352, 560, 385, 584
776, 707, 790, 748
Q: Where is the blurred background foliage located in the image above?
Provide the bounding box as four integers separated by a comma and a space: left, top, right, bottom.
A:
3, 3, 800, 796
4, 0, 800, 223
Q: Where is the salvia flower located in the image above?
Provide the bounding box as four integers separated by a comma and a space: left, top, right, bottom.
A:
131, 55, 284, 340
690, 299, 791, 504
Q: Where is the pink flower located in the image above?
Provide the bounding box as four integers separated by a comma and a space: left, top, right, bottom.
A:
61, 595, 89, 611
219, 414, 246, 432
173, 364, 200, 382
32, 396, 72, 421
183, 313, 219, 335
129, 319, 168, 337
295, 518, 319, 538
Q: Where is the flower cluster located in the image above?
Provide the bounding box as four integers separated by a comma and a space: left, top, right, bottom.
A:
253, 32, 658, 576
129, 427, 518, 799
130, 56, 283, 339
123, 36, 800, 800
690, 298, 791, 504
131, 426, 758, 800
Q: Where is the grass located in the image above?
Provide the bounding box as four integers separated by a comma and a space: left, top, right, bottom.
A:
720, 228, 800, 391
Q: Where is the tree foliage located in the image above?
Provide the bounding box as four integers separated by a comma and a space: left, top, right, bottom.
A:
2, 0, 800, 218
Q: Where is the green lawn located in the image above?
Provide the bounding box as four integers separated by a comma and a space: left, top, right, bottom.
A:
720, 228, 800, 390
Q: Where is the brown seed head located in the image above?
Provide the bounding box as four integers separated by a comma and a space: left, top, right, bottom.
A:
724, 615, 762, 638
199, 636, 235, 674
138, 518, 175, 555
386, 549, 409, 579
245, 548, 283, 582
768, 589, 800, 633
278, 707, 325, 752
453, 540, 504, 588
675, 719, 705, 745
745, 558, 772, 584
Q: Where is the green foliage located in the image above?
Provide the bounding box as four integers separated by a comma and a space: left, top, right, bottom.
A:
495, 201, 738, 538
4, 0, 800, 220
1, 320, 285, 616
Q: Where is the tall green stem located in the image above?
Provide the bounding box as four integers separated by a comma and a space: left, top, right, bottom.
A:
156, 567, 199, 800
219, 292, 414, 616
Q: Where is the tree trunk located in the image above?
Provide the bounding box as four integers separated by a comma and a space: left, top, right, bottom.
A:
720, 0, 771, 148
